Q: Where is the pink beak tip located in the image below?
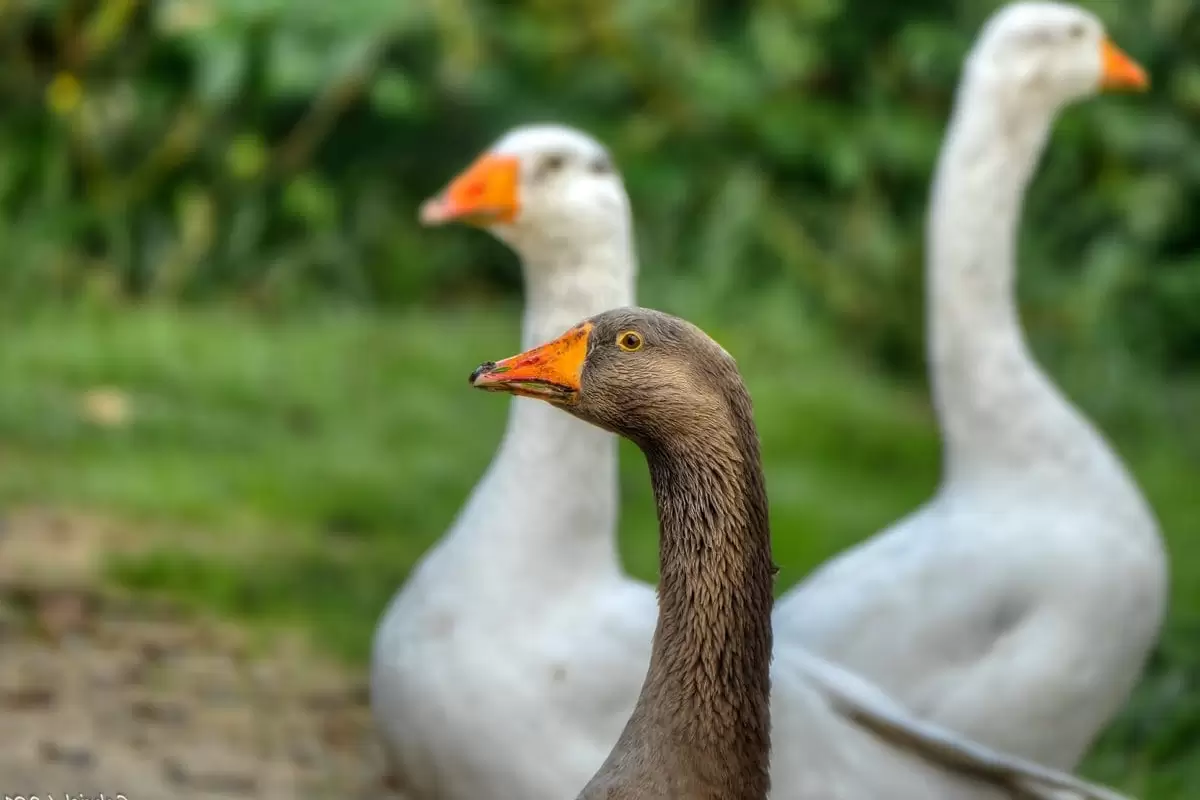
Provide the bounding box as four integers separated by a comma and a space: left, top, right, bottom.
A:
418, 196, 449, 226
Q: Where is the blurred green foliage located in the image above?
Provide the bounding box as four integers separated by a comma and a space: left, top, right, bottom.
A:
2, 0, 1198, 375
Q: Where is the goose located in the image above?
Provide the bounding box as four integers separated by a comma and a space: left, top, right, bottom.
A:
371, 124, 656, 799
469, 307, 1139, 800
774, 0, 1168, 770
370, 125, 1136, 800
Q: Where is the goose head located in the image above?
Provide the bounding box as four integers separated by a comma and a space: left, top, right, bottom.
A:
468, 307, 741, 449
419, 124, 632, 259
967, 2, 1147, 109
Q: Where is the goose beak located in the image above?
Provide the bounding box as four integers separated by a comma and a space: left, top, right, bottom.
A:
419, 153, 521, 227
1099, 38, 1148, 92
469, 322, 593, 405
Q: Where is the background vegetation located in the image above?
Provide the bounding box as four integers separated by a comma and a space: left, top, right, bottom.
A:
1, 0, 1198, 795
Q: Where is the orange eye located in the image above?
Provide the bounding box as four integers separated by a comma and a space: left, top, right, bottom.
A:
616, 331, 643, 352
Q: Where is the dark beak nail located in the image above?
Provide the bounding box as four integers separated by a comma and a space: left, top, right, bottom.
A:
469, 362, 497, 385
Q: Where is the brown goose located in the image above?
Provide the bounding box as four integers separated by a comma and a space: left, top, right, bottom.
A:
468, 307, 1138, 800
472, 308, 772, 800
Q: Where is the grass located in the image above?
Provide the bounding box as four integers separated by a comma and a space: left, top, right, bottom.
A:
0, 299, 1197, 794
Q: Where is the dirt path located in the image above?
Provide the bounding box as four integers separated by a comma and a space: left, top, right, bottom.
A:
0, 509, 392, 798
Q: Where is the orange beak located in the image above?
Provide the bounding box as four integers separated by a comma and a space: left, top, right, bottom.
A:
419, 153, 521, 227
1099, 38, 1148, 92
468, 322, 593, 405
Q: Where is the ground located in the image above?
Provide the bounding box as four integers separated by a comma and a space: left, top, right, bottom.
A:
0, 509, 387, 798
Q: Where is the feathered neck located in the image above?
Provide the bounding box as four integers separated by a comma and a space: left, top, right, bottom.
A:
926, 75, 1084, 478
452, 216, 637, 582
582, 390, 773, 800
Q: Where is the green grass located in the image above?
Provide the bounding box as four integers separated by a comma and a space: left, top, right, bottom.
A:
0, 300, 1196, 794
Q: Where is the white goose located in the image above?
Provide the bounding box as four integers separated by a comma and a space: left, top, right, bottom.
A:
775, 0, 1168, 771
370, 125, 1138, 800
371, 125, 655, 799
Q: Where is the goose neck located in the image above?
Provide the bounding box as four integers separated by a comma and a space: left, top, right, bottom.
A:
629, 407, 774, 799
462, 230, 636, 577
927, 83, 1060, 470
516, 223, 637, 347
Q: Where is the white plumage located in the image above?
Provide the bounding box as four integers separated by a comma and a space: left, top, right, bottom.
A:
775, 0, 1168, 770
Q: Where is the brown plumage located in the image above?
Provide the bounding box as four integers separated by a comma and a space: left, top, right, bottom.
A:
472, 307, 775, 800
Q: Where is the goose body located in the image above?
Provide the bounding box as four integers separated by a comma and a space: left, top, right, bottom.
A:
775, 2, 1168, 769
371, 125, 1136, 800
471, 308, 1137, 800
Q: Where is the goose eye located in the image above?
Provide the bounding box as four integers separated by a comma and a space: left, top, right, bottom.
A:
542, 154, 566, 174
616, 331, 643, 352
589, 155, 613, 175
1067, 22, 1085, 39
